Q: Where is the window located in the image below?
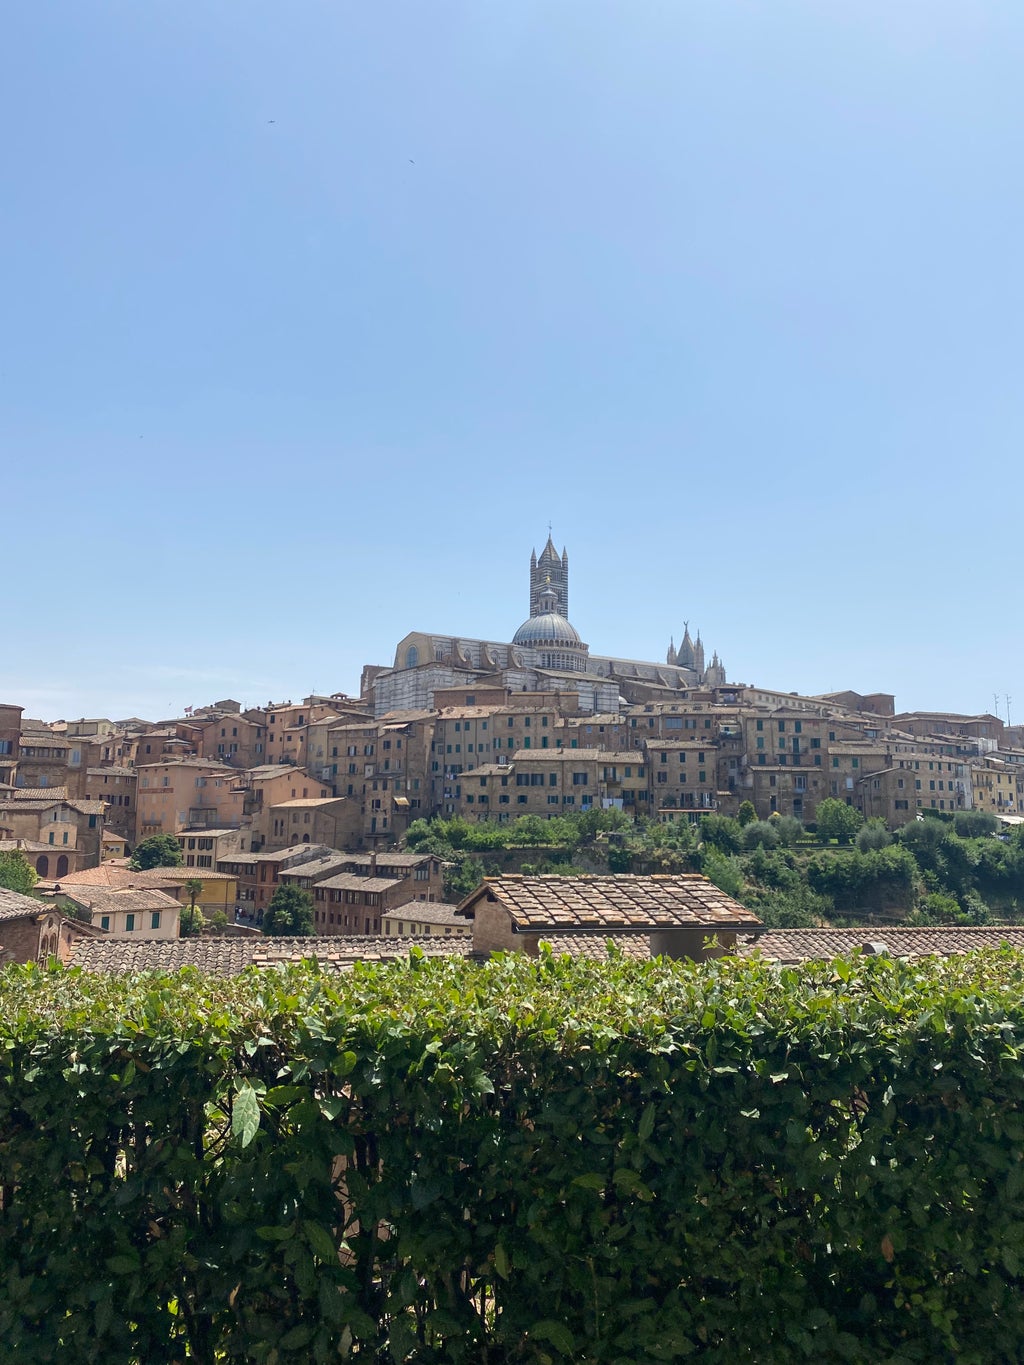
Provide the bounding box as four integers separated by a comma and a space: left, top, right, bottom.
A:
100, 915, 110, 931
125, 914, 136, 932
151, 912, 161, 929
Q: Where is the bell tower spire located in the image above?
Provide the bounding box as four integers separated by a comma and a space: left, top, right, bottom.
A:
530, 531, 570, 618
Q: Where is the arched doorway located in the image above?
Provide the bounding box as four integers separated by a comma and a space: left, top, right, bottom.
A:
35, 856, 49, 878
56, 854, 69, 878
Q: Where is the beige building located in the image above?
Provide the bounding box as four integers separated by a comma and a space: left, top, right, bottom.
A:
16, 720, 70, 790
380, 902, 470, 939
61, 887, 181, 939
0, 792, 106, 877
646, 740, 719, 814
175, 827, 248, 869
135, 760, 247, 841
82, 766, 137, 841
969, 757, 1018, 816
53, 864, 238, 917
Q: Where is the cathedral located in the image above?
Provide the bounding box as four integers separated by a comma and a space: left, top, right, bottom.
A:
370, 537, 726, 716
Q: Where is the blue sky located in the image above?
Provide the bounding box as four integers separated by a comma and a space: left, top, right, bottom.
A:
3, 3, 1022, 722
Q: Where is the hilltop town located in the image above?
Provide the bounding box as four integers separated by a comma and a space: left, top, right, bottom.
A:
2, 539, 1021, 964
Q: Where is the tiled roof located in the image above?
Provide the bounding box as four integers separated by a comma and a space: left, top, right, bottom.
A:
278, 853, 350, 879
316, 873, 402, 892
343, 852, 436, 869
70, 934, 472, 975
382, 902, 465, 926
11, 787, 69, 801
246, 846, 331, 864
462, 875, 762, 932
0, 887, 47, 922
87, 767, 136, 778
738, 927, 1024, 963
64, 888, 181, 914
53, 866, 235, 888
270, 798, 338, 809
0, 838, 51, 853
542, 933, 652, 961
512, 748, 603, 762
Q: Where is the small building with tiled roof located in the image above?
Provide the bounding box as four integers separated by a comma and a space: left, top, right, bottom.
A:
44, 865, 237, 916
0, 887, 102, 966
55, 886, 181, 939
457, 873, 762, 960
380, 901, 472, 939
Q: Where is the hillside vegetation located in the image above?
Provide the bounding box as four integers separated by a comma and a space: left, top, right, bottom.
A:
405, 807, 1024, 928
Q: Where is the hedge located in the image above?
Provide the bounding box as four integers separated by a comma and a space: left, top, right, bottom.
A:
3, 948, 1024, 1363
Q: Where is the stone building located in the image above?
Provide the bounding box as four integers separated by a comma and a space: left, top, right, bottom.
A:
369, 537, 727, 717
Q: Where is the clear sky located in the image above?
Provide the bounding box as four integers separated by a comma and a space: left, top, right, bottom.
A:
3, 2, 1022, 723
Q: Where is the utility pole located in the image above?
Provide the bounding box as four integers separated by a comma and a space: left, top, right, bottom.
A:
995, 692, 1001, 721
1007, 695, 1014, 728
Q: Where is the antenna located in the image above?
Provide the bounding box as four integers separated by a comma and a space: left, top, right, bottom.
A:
995, 692, 1001, 720
1007, 695, 1013, 728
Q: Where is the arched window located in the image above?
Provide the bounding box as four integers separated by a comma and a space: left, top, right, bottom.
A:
35, 856, 49, 878
405, 646, 419, 668
56, 855, 69, 878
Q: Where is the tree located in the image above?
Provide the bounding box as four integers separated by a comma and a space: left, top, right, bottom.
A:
699, 815, 742, 855
954, 810, 999, 840
737, 801, 757, 828
179, 905, 206, 937
443, 854, 484, 903
742, 820, 779, 851
130, 834, 184, 871
0, 850, 38, 896
179, 878, 206, 937
814, 799, 864, 846
262, 884, 315, 936
856, 819, 891, 852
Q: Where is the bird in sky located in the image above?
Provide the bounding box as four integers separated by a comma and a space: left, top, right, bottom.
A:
268, 120, 276, 124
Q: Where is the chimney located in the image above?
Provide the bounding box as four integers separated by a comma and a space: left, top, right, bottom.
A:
370, 851, 377, 878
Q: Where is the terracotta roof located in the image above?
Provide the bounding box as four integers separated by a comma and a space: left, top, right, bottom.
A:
63, 888, 181, 914
11, 787, 68, 801
278, 853, 351, 879
0, 887, 48, 922
343, 852, 436, 869
542, 933, 652, 961
382, 903, 466, 926
738, 927, 1024, 962
316, 873, 402, 892
0, 838, 51, 853
461, 875, 762, 933
70, 934, 471, 975
270, 798, 338, 809
52, 866, 234, 888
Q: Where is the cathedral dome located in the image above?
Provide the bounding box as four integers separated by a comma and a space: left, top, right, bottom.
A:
512, 612, 581, 647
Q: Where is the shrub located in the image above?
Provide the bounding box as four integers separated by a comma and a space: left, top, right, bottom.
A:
954, 809, 999, 839
4, 953, 1024, 1362
856, 819, 891, 852
741, 820, 779, 851
698, 814, 742, 855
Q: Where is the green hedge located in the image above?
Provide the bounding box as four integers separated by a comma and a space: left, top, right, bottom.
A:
3, 949, 1024, 1363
